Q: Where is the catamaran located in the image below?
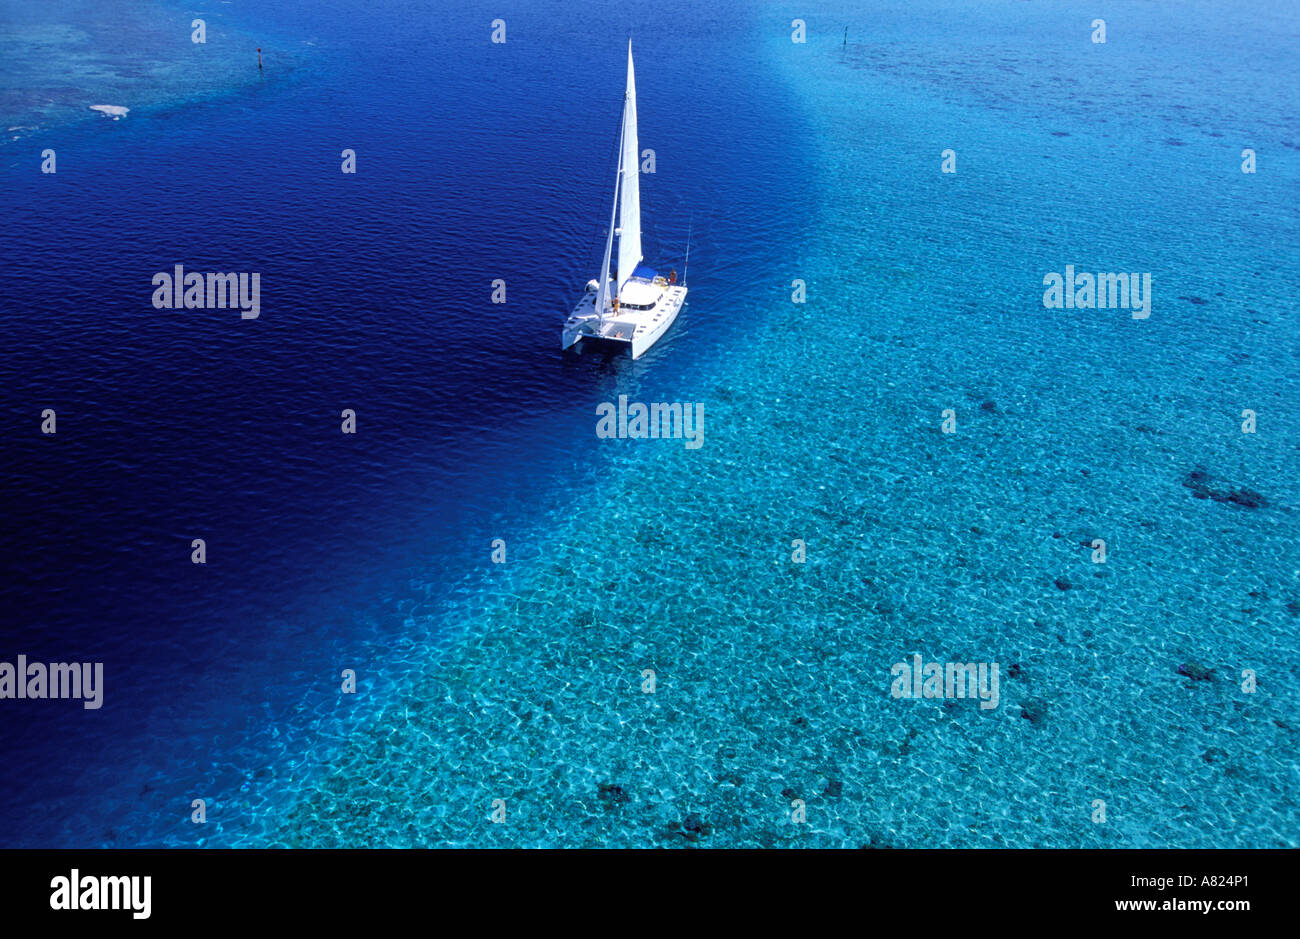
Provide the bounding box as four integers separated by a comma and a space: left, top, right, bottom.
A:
562, 42, 688, 359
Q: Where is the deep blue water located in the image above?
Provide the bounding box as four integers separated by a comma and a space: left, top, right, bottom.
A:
0, 0, 1296, 847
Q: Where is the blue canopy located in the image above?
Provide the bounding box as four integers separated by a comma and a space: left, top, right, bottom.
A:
631, 264, 658, 280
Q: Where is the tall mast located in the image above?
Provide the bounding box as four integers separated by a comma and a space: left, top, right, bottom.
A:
615, 40, 642, 293
594, 103, 625, 325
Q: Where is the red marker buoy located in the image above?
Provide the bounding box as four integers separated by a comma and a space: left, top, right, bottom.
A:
257, 47, 263, 70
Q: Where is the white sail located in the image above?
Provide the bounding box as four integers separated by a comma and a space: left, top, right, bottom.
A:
616, 41, 642, 292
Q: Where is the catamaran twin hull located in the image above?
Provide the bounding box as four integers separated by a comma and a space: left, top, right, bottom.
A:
562, 276, 687, 360
562, 41, 687, 360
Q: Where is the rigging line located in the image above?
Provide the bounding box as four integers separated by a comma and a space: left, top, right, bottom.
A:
589, 99, 624, 272
597, 100, 628, 329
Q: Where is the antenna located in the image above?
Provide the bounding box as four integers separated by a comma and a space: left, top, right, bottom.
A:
683, 217, 692, 287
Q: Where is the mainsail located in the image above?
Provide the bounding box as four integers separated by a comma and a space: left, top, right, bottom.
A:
616, 41, 642, 293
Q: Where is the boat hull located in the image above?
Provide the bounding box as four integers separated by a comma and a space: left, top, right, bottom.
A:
562, 284, 686, 359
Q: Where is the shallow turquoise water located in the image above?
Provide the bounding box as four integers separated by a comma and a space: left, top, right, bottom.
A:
0, 0, 285, 140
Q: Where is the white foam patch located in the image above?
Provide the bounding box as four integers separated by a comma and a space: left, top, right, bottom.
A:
88, 105, 129, 119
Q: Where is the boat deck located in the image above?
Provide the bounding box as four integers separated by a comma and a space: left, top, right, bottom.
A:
563, 280, 687, 358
